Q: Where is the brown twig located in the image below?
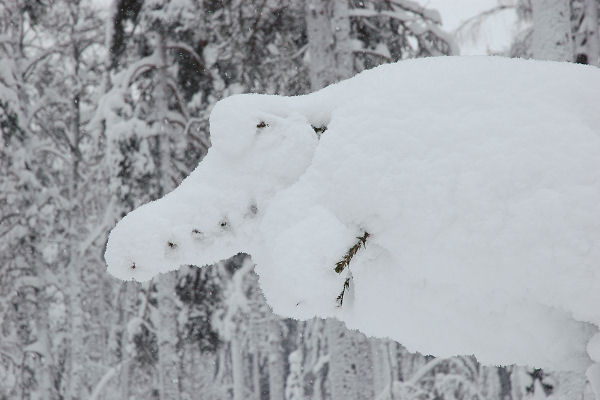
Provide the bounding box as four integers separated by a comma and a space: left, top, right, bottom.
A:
334, 231, 370, 306
334, 232, 370, 274
336, 277, 351, 307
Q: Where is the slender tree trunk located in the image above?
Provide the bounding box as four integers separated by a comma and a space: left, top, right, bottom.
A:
268, 321, 285, 400
33, 297, 56, 400
584, 0, 600, 66
531, 0, 573, 61
155, 28, 172, 197
371, 339, 394, 399
300, 319, 327, 400
84, 262, 109, 392
154, 27, 181, 400
231, 337, 245, 400
117, 283, 138, 399
252, 345, 260, 400
156, 273, 181, 400
17, 283, 53, 400
305, 0, 353, 90
66, 115, 85, 400
305, 0, 336, 90
305, 5, 371, 398
355, 333, 375, 400
66, 32, 86, 400
285, 349, 304, 400
331, 0, 353, 78
326, 319, 373, 400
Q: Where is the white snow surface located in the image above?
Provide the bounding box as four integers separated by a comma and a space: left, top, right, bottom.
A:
105, 56, 600, 374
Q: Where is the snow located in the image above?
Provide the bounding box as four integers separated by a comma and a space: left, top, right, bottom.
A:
105, 56, 600, 379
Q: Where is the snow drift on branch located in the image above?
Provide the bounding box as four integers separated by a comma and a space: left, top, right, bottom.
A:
105, 56, 600, 376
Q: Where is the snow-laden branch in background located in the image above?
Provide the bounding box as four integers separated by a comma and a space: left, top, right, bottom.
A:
104, 56, 600, 397
166, 41, 205, 71
88, 359, 132, 400
349, 4, 458, 55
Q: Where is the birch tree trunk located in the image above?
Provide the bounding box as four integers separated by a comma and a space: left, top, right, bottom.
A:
331, 0, 353, 79
268, 321, 285, 400
355, 333, 375, 400
285, 349, 304, 400
231, 337, 246, 400
32, 289, 55, 400
118, 285, 134, 399
326, 319, 374, 400
304, 5, 372, 398
305, 0, 353, 90
252, 345, 260, 400
66, 28, 86, 400
583, 0, 600, 65
156, 272, 181, 400
154, 28, 181, 400
305, 0, 336, 90
371, 339, 395, 400
531, 0, 574, 61
301, 319, 328, 400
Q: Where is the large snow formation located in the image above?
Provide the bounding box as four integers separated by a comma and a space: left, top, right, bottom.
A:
105, 56, 600, 377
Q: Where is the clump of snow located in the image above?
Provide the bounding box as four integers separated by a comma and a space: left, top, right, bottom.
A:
105, 57, 600, 379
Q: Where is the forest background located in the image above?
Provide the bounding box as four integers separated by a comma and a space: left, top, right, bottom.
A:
1, 0, 599, 399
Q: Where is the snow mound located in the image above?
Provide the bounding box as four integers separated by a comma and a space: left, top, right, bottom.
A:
105, 56, 600, 375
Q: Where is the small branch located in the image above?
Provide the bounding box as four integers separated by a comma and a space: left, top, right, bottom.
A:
352, 48, 392, 62
166, 42, 206, 71
127, 63, 157, 87
166, 79, 189, 120
247, 0, 268, 55
23, 48, 67, 79
336, 277, 351, 307
334, 231, 370, 274
334, 231, 370, 306
454, 5, 513, 37
0, 213, 20, 226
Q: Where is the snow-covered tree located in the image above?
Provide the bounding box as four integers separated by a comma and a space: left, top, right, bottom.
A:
1, 1, 109, 398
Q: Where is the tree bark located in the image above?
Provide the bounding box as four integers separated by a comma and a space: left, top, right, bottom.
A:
583, 0, 600, 65
66, 26, 86, 400
156, 273, 181, 400
231, 337, 246, 400
326, 319, 374, 400
154, 26, 181, 400
305, 0, 353, 90
268, 321, 285, 400
531, 0, 573, 61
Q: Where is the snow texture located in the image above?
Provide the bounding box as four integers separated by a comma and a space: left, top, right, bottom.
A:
105, 56, 600, 376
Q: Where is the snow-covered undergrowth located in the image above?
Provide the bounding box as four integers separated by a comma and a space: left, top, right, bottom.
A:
105, 56, 600, 380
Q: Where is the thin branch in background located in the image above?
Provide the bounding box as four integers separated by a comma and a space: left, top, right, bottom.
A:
454, 5, 515, 44
247, 0, 268, 56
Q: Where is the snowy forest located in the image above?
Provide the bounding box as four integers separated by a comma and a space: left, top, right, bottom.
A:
1, 0, 599, 399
